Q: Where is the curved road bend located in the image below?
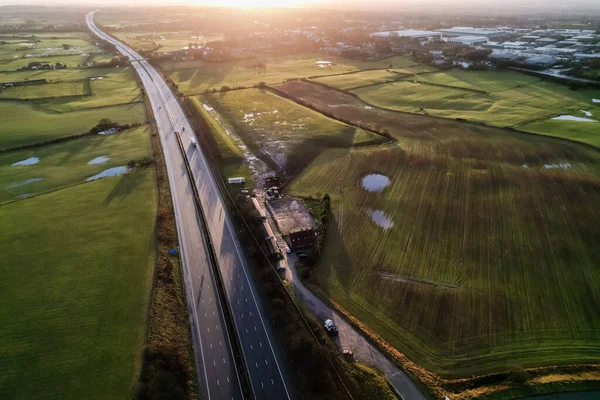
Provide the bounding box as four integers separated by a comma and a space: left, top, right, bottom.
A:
87, 12, 293, 400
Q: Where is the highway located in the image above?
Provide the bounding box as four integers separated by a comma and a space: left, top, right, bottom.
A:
87, 12, 292, 400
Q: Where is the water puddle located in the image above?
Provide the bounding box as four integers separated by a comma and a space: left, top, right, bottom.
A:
87, 156, 110, 165
367, 209, 394, 230
364, 105, 373, 110
580, 110, 592, 117
202, 103, 213, 111
7, 178, 43, 188
86, 166, 130, 181
544, 162, 571, 170
551, 115, 597, 122
593, 99, 600, 103
361, 174, 390, 192
98, 127, 119, 135
11, 157, 40, 166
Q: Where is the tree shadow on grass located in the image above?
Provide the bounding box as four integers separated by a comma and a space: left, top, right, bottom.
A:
104, 169, 146, 205
319, 211, 354, 297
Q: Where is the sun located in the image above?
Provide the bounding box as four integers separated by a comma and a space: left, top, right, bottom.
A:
202, 0, 320, 7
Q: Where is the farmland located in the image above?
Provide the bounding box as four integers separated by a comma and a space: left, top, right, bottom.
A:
277, 80, 600, 378
0, 125, 153, 203
0, 81, 88, 100
347, 69, 600, 142
0, 20, 161, 399
0, 101, 146, 150
165, 54, 416, 95
311, 65, 437, 90
37, 68, 144, 112
0, 167, 157, 399
195, 88, 385, 179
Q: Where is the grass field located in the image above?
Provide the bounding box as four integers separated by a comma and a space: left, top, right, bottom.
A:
37, 67, 143, 112
277, 80, 600, 378
351, 71, 600, 131
0, 55, 87, 71
520, 118, 600, 149
0, 125, 153, 203
166, 54, 415, 95
311, 69, 404, 90
0, 167, 157, 399
0, 81, 88, 100
0, 67, 124, 84
0, 101, 146, 150
197, 88, 385, 178
410, 69, 541, 93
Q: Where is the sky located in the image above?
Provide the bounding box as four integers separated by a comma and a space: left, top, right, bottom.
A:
1, 0, 600, 13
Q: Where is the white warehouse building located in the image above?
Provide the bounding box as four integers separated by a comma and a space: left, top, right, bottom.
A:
370, 29, 442, 40
445, 36, 488, 46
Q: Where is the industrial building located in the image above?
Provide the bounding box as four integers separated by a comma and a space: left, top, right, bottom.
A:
445, 36, 488, 46
438, 27, 509, 39
523, 55, 558, 67
370, 29, 442, 41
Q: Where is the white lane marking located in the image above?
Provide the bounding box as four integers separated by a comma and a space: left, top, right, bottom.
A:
223, 357, 226, 363
265, 359, 268, 365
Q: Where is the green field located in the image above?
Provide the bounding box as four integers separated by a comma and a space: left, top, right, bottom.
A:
312, 69, 404, 90
0, 55, 87, 71
351, 71, 600, 132
277, 80, 600, 378
520, 118, 600, 149
410, 69, 541, 93
166, 54, 416, 95
0, 101, 146, 149
0, 67, 124, 84
37, 68, 143, 112
0, 81, 89, 100
0, 125, 153, 203
0, 167, 157, 399
197, 88, 385, 177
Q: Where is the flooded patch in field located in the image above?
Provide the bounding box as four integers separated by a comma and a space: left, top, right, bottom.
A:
581, 110, 592, 117
11, 157, 40, 166
87, 156, 110, 165
551, 115, 597, 122
90, 77, 104, 81
86, 166, 130, 181
15, 193, 33, 199
202, 103, 270, 186
367, 209, 394, 230
361, 174, 390, 192
7, 178, 43, 188
544, 162, 571, 170
202, 103, 213, 111
593, 99, 600, 103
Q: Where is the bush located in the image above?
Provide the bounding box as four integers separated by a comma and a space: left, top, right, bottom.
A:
508, 365, 529, 384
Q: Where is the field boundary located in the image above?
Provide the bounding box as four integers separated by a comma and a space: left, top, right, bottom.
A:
398, 78, 490, 94
281, 79, 600, 152
265, 84, 395, 142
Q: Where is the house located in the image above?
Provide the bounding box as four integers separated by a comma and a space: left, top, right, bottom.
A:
288, 228, 317, 250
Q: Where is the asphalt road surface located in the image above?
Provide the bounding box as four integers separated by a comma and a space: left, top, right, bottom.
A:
87, 12, 293, 400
